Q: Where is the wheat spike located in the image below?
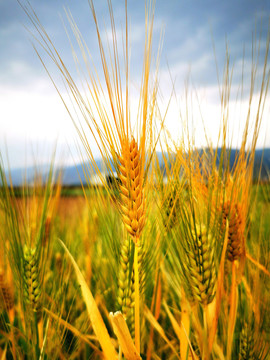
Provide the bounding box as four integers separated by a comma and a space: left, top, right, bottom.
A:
117, 136, 146, 351
186, 224, 216, 305
23, 245, 41, 312
162, 184, 181, 230
118, 137, 146, 245
0, 269, 14, 311
221, 202, 244, 262
239, 322, 255, 360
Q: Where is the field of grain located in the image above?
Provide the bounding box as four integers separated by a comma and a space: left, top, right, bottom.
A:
0, 165, 270, 359
1, 0, 270, 359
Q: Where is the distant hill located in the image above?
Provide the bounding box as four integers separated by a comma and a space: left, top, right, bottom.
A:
4, 148, 270, 187
3, 158, 112, 187
206, 148, 270, 181
252, 148, 270, 180
216, 148, 270, 180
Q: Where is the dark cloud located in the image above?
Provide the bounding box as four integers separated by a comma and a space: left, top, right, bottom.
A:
1, 0, 269, 89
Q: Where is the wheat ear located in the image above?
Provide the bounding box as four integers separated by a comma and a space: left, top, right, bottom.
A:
118, 136, 146, 352
23, 245, 41, 312
0, 268, 14, 312
118, 137, 145, 244
186, 224, 216, 306
221, 202, 244, 262
239, 322, 255, 360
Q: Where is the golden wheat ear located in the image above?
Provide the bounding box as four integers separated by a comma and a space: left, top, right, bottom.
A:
221, 202, 244, 262
0, 269, 14, 312
118, 137, 146, 245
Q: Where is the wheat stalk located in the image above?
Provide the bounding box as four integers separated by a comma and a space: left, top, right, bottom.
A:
117, 136, 147, 352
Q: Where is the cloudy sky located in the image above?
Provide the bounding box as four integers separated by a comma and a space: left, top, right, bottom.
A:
0, 0, 270, 169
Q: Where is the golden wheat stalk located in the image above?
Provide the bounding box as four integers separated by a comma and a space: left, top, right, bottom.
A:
117, 136, 147, 352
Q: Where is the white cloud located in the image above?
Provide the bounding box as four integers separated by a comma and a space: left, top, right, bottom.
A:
1, 73, 269, 170
0, 84, 72, 140
0, 80, 80, 168
158, 85, 270, 150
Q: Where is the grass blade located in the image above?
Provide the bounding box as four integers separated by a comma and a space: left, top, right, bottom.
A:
110, 311, 141, 360
58, 239, 117, 360
144, 305, 180, 358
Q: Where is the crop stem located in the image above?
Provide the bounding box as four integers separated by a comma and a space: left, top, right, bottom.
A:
227, 261, 238, 359
202, 305, 209, 360
134, 244, 140, 353
34, 311, 40, 359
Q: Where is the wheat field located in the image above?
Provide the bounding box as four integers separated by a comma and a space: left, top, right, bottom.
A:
0, 0, 270, 359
